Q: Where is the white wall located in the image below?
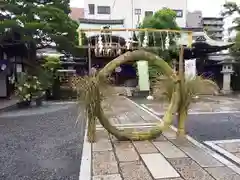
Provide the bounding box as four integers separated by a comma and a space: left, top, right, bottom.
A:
84, 0, 187, 28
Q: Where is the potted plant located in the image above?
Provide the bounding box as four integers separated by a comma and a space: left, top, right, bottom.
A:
15, 74, 32, 108
30, 76, 45, 106
15, 73, 46, 108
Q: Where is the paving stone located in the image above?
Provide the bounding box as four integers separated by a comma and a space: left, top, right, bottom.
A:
92, 151, 118, 176
114, 141, 139, 162
205, 166, 240, 180
171, 139, 223, 167
233, 152, 240, 158
116, 114, 130, 124
169, 158, 215, 180
125, 111, 144, 123
109, 117, 120, 124
92, 174, 122, 180
170, 139, 195, 148
93, 140, 112, 152
120, 161, 153, 180
217, 142, 240, 153
153, 141, 187, 158
141, 153, 180, 179
95, 130, 110, 141
179, 146, 223, 167
163, 130, 177, 139
155, 178, 184, 180
133, 141, 158, 154
152, 135, 167, 141
134, 108, 155, 122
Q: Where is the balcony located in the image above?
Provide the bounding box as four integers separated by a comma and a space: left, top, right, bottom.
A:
205, 26, 224, 32
203, 21, 224, 26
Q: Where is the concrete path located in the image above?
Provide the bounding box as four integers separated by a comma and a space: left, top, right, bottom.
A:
0, 102, 85, 180
80, 96, 240, 180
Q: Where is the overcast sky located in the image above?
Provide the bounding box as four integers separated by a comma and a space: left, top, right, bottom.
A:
70, 0, 238, 16
70, 0, 239, 35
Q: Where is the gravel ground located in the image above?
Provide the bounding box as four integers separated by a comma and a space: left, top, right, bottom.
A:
0, 103, 85, 180
130, 97, 240, 142
177, 113, 240, 142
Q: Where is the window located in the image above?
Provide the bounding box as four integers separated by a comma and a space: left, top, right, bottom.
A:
135, 8, 141, 15
173, 10, 183, 17
145, 11, 153, 17
97, 6, 111, 14
88, 4, 95, 14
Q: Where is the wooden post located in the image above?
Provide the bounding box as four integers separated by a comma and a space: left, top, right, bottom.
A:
78, 31, 82, 46
88, 45, 91, 75
179, 46, 184, 80
188, 32, 193, 48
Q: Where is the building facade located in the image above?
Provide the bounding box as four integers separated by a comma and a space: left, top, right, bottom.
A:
187, 11, 224, 40
186, 11, 203, 28
202, 17, 224, 40
82, 0, 187, 29
70, 7, 84, 21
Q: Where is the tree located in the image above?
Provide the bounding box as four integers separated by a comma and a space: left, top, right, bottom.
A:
222, 2, 240, 31
222, 2, 240, 90
230, 32, 240, 61
0, 0, 79, 65
222, 2, 240, 59
138, 8, 181, 80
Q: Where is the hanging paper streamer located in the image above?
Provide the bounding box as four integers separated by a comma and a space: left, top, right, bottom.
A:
142, 31, 148, 48
165, 32, 170, 49
125, 30, 131, 50
185, 59, 196, 80
97, 34, 103, 53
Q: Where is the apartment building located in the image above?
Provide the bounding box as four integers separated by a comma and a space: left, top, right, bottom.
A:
80, 0, 187, 30
187, 11, 224, 40
202, 17, 224, 40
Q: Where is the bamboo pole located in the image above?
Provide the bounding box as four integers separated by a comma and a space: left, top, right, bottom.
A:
88, 45, 92, 75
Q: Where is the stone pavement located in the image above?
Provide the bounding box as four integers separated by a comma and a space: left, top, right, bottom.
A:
91, 129, 240, 180
80, 96, 240, 180
98, 96, 158, 126
205, 139, 240, 166
134, 95, 240, 115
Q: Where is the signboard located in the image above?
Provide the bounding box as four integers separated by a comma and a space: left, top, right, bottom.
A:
185, 59, 196, 79
137, 60, 150, 91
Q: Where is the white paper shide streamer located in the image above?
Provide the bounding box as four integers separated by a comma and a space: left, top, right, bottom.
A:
185, 59, 196, 80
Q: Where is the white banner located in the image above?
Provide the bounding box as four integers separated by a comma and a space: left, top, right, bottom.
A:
185, 59, 196, 79
137, 60, 150, 91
